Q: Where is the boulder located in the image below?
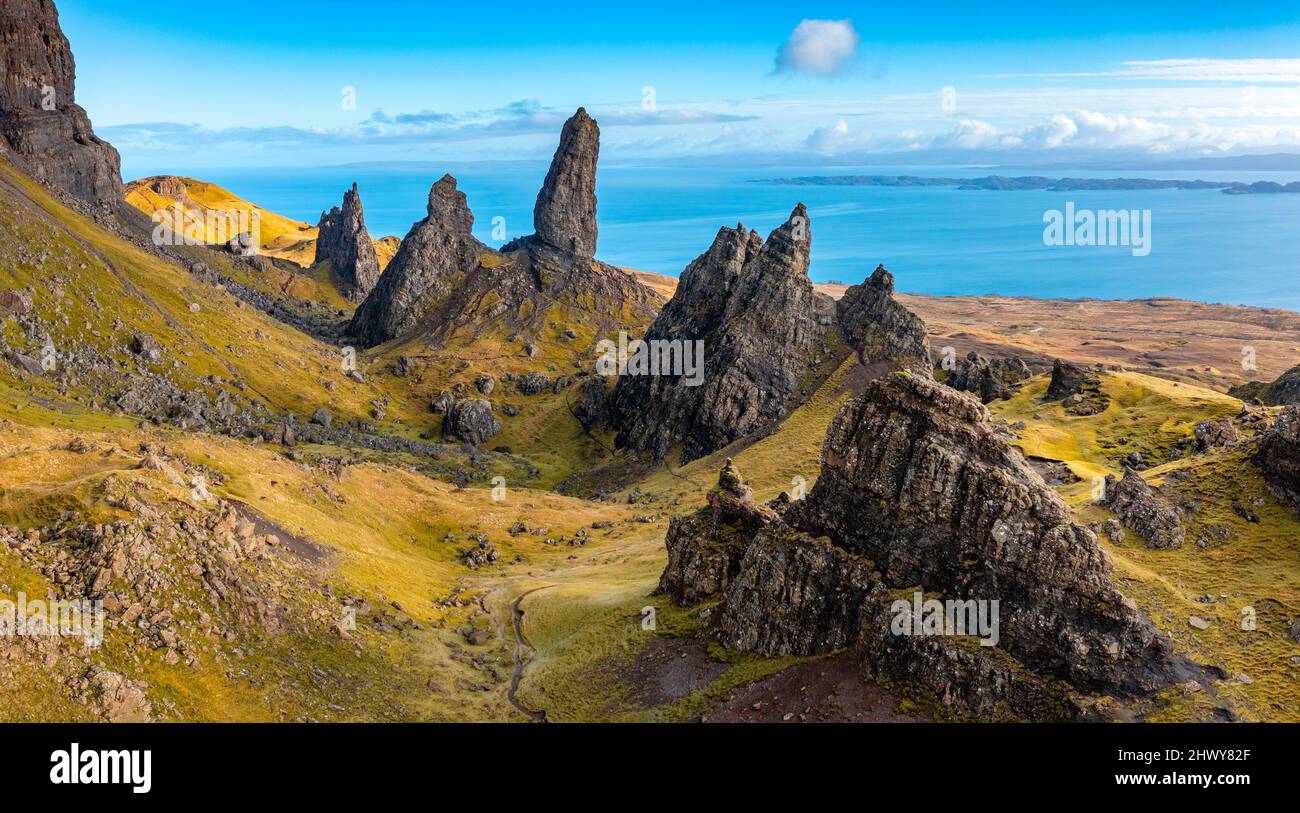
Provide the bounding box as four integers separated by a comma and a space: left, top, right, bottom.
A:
442, 398, 500, 446
518, 371, 551, 395
1104, 469, 1185, 549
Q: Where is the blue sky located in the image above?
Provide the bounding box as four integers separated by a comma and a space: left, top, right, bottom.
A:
57, 0, 1300, 169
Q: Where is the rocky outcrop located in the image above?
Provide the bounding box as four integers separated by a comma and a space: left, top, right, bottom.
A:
572, 377, 609, 431
945, 350, 1032, 403
659, 459, 779, 605
347, 113, 659, 351
348, 175, 485, 345
315, 183, 382, 301
609, 210, 832, 462
1193, 418, 1240, 451
608, 211, 931, 464
530, 108, 598, 258
441, 398, 500, 446
1231, 363, 1300, 405
662, 372, 1189, 718
1103, 469, 1185, 549
1044, 359, 1109, 415
836, 265, 930, 368
0, 0, 123, 210
1256, 405, 1300, 511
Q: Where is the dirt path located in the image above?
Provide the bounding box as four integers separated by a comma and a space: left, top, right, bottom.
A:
508, 586, 552, 722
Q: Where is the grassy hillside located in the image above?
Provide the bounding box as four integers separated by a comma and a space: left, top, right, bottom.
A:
5, 152, 1299, 723
125, 176, 400, 270
989, 371, 1300, 721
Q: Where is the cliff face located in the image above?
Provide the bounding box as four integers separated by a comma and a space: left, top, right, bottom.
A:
314, 183, 382, 302
0, 0, 122, 211
661, 373, 1192, 718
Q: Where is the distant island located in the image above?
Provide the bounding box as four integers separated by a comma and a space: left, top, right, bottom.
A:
764, 175, 1300, 195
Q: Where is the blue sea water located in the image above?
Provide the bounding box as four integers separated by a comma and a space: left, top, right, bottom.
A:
124, 161, 1300, 311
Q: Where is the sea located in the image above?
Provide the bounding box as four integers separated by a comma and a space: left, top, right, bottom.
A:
122, 161, 1300, 311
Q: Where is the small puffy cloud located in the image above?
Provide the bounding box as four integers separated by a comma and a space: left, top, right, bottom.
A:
1016, 114, 1079, 149
804, 119, 851, 153
930, 118, 1003, 149
775, 19, 860, 76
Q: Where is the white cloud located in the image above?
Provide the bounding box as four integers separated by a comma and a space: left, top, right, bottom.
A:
930, 119, 1004, 149
1006, 58, 1300, 84
775, 19, 860, 76
922, 109, 1300, 154
804, 119, 851, 153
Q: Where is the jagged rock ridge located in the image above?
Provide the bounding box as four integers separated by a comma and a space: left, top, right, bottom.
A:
609, 221, 930, 464
0, 0, 123, 210
315, 183, 382, 301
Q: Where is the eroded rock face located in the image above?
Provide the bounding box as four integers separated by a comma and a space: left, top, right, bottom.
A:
315, 183, 382, 301
718, 525, 880, 656
662, 373, 1189, 717
946, 350, 1032, 403
659, 459, 778, 605
348, 175, 485, 345
0, 0, 123, 210
1103, 469, 1185, 549
609, 217, 931, 464
836, 264, 930, 368
441, 398, 500, 446
531, 108, 598, 258
1256, 405, 1300, 510
610, 210, 832, 463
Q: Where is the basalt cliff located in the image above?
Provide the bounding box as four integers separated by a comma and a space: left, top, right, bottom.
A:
0, 0, 122, 212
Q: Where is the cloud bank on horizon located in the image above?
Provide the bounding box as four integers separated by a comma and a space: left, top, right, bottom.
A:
59, 1, 1300, 170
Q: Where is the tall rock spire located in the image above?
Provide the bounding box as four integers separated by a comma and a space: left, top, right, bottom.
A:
531, 107, 599, 258
315, 182, 382, 302
0, 0, 123, 210
347, 174, 484, 346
